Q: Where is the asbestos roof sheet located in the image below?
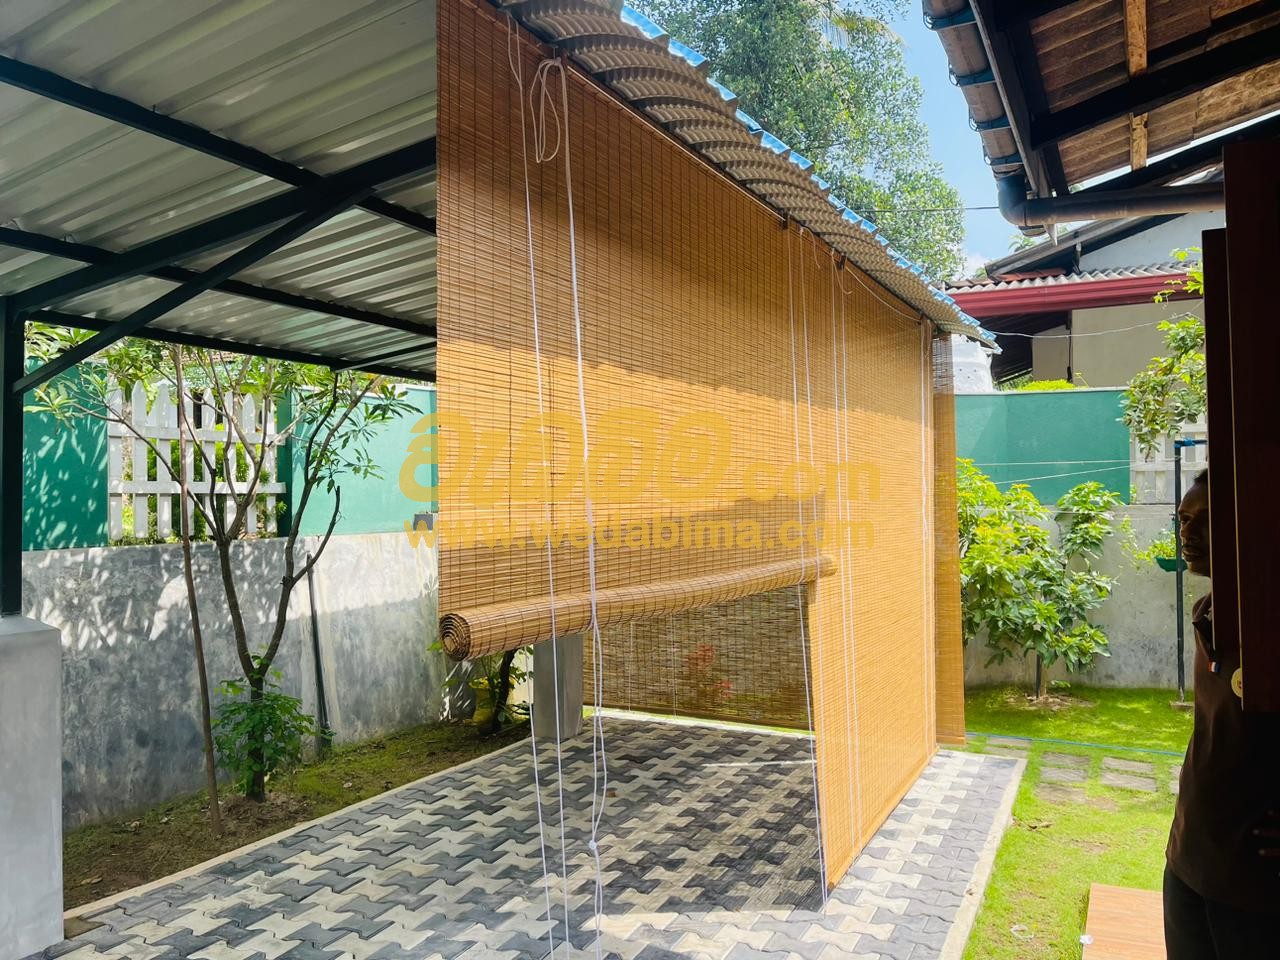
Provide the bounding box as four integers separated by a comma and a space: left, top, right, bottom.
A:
499, 0, 989, 342
0, 0, 438, 379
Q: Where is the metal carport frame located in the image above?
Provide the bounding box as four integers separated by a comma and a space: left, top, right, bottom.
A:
0, 2, 441, 618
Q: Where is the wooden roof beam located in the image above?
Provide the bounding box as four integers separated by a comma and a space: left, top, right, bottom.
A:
1126, 0, 1149, 171
1030, 21, 1280, 150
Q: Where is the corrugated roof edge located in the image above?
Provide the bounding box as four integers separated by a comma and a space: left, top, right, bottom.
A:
506, 0, 992, 344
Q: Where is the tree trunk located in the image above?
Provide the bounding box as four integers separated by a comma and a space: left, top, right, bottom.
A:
175, 352, 223, 835
247, 672, 267, 802
1035, 655, 1045, 700
487, 650, 517, 735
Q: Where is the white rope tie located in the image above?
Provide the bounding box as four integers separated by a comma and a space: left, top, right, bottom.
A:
508, 20, 570, 953
828, 256, 865, 852
551, 55, 609, 959
786, 226, 829, 903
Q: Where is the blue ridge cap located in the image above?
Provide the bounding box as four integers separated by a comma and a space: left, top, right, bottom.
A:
707, 77, 737, 103
735, 108, 762, 133
620, 7, 666, 41
759, 130, 789, 155
667, 39, 706, 70
787, 150, 814, 172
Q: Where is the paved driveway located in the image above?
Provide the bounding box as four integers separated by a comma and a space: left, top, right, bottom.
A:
37, 719, 1020, 960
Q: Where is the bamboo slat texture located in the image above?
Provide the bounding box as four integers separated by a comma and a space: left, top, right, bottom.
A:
932, 335, 966, 744
438, 0, 940, 885
441, 555, 833, 660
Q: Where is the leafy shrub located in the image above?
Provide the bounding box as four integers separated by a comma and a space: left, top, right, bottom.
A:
213, 672, 316, 797
957, 461, 1121, 685
1122, 250, 1206, 458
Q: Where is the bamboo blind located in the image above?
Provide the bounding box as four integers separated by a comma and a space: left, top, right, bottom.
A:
438, 0, 938, 886
932, 335, 966, 744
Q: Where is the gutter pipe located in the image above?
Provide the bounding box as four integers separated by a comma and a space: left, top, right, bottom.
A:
998, 172, 1224, 230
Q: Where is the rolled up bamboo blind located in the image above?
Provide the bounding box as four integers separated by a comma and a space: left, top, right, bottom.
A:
438, 0, 940, 887
442, 555, 833, 660
932, 334, 966, 744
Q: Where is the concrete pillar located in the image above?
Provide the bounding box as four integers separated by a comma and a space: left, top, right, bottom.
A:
532, 633, 583, 741
0, 617, 63, 960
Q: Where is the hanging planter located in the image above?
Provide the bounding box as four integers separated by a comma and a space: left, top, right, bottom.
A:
1157, 555, 1187, 573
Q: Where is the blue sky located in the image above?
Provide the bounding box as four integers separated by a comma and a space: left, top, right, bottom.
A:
887, 8, 1011, 273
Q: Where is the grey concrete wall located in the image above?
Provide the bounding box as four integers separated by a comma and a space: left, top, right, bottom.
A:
0, 617, 64, 960
23, 532, 451, 828
964, 505, 1206, 691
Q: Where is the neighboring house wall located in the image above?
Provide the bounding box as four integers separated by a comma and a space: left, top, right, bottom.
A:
1077, 212, 1224, 271
955, 388, 1130, 502
1031, 297, 1201, 388
27, 531, 454, 827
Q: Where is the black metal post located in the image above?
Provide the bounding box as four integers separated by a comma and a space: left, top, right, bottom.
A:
0, 299, 24, 615
1174, 442, 1186, 702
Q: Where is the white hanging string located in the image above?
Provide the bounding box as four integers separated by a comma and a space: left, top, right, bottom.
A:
920, 323, 936, 752
550, 53, 609, 960
785, 225, 830, 904
828, 253, 866, 854
507, 18, 570, 955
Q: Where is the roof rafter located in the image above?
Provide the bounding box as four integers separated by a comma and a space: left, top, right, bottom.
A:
0, 227, 436, 340
0, 54, 437, 239
34, 310, 433, 382
1030, 21, 1280, 150
11, 138, 435, 315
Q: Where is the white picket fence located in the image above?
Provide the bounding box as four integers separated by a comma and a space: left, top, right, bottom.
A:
1130, 416, 1208, 504
107, 382, 286, 540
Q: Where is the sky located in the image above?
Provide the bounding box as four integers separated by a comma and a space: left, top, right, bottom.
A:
886, 8, 1012, 274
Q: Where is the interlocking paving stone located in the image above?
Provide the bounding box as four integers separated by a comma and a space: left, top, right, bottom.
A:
1041, 765, 1087, 784
1041, 752, 1090, 769
1101, 757, 1156, 774
35, 721, 1020, 960
1099, 771, 1158, 792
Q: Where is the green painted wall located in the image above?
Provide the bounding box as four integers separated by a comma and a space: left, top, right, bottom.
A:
293, 384, 437, 536
23, 377, 109, 550
955, 388, 1130, 504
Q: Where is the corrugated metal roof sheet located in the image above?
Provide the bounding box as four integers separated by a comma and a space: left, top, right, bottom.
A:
946, 263, 1185, 291
0, 0, 438, 378
500, 0, 988, 342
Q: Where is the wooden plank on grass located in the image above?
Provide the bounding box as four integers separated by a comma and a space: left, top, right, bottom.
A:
1082, 883, 1165, 960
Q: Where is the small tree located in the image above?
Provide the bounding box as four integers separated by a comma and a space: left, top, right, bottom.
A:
30, 329, 414, 802
956, 460, 1120, 697
1122, 250, 1206, 458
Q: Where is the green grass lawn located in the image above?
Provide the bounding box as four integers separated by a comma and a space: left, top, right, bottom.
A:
962, 685, 1194, 960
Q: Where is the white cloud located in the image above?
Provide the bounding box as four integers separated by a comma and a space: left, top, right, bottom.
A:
961, 251, 990, 278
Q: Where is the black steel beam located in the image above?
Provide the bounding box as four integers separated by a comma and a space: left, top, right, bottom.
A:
1074, 112, 1280, 195
15, 186, 380, 395
11, 138, 436, 315
1030, 23, 1280, 150
0, 300, 23, 614
35, 311, 434, 383
0, 54, 436, 239
0, 227, 436, 339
